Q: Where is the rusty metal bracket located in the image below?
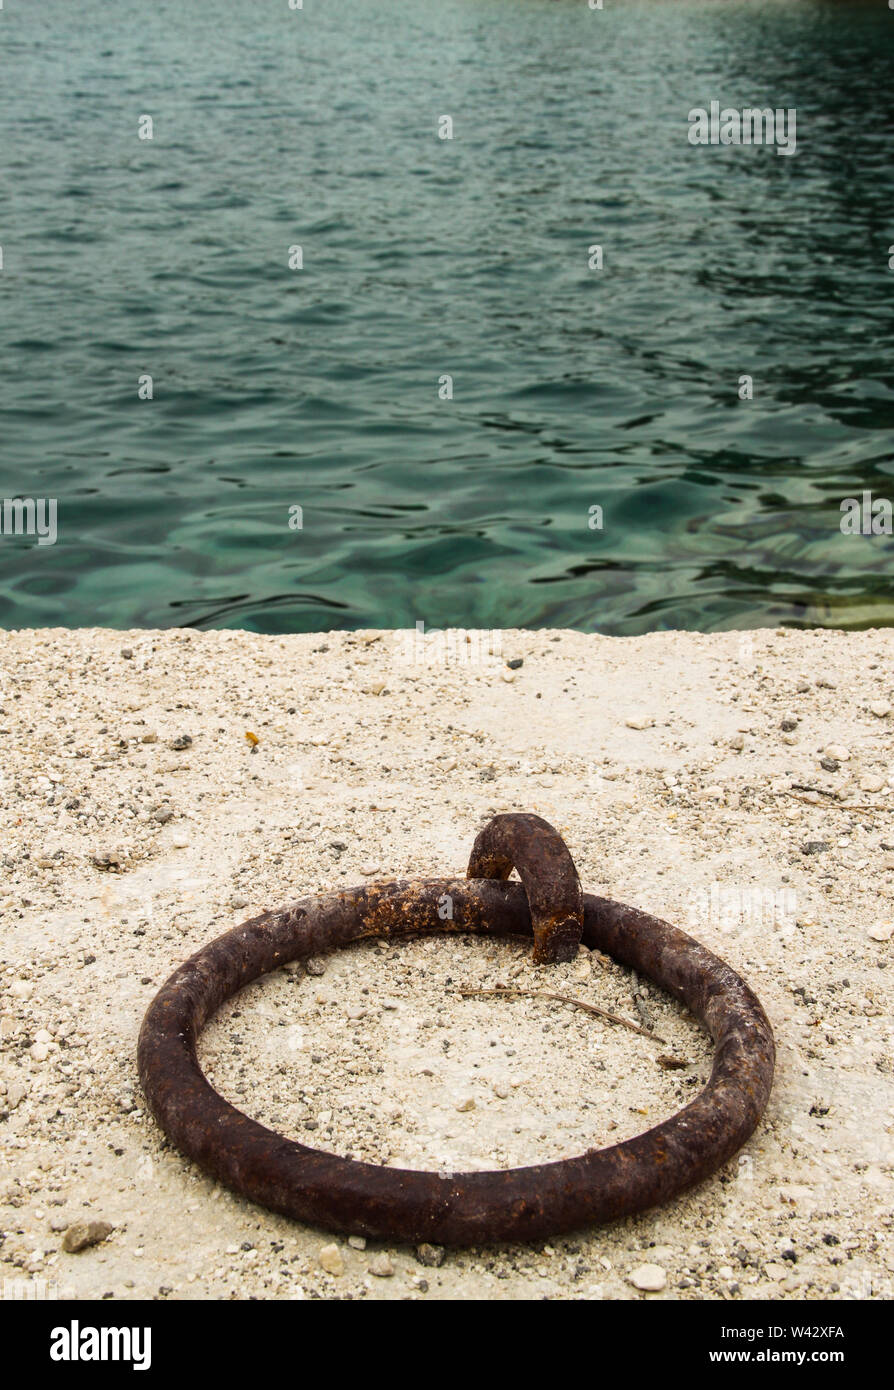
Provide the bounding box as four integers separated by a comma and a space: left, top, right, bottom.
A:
467, 811, 583, 964
138, 813, 775, 1246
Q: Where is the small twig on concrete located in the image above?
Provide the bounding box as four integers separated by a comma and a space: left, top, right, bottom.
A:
457, 985, 667, 1045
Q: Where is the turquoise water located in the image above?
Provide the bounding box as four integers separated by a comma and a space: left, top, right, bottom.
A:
1, 0, 892, 634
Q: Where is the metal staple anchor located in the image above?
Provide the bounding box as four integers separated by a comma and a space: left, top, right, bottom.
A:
138, 812, 775, 1246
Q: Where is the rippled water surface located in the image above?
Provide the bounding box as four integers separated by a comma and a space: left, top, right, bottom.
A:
1, 0, 893, 633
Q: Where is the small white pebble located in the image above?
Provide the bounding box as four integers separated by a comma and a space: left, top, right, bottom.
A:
319, 1243, 344, 1276
629, 1263, 667, 1292
6, 1081, 27, 1109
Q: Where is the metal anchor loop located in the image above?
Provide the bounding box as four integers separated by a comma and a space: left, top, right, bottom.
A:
466, 812, 583, 965
138, 812, 776, 1247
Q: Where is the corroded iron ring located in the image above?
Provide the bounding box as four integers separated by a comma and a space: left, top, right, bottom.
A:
138, 822, 775, 1246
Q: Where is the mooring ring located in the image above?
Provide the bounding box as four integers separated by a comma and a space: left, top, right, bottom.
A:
138, 817, 775, 1246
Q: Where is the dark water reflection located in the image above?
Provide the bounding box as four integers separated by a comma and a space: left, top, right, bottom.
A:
1, 0, 892, 633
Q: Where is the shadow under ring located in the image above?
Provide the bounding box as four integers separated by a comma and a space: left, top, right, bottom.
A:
138, 878, 775, 1247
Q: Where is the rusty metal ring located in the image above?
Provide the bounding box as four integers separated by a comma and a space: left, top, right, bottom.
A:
467, 811, 583, 964
138, 820, 775, 1246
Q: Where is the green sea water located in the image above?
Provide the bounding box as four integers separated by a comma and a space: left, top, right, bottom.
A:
1, 0, 892, 634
